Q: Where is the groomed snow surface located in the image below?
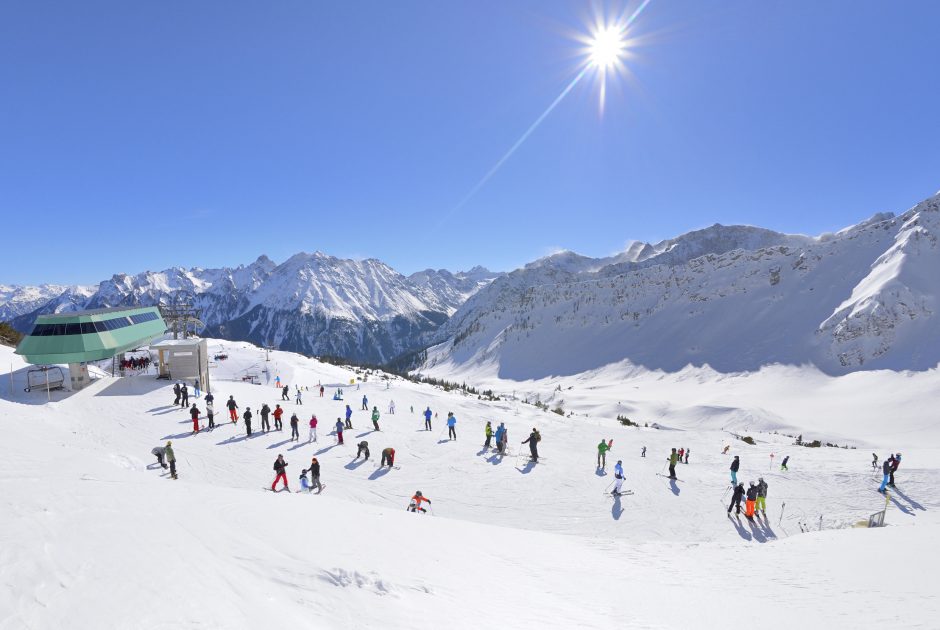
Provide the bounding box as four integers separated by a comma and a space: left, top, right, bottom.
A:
1, 340, 938, 629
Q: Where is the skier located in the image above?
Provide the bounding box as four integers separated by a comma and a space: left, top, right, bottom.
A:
290, 413, 299, 441
319, 385, 325, 398
151, 445, 169, 469
483, 421, 494, 449
371, 406, 381, 431
879, 458, 891, 493
494, 423, 506, 454
335, 418, 344, 445
872, 453, 879, 471
730, 455, 740, 485
522, 428, 540, 462
273, 404, 283, 431
193, 378, 201, 398
180, 383, 189, 408
722, 445, 730, 455
424, 406, 433, 431
780, 455, 789, 471
308, 415, 318, 443
678, 447, 684, 462
165, 441, 177, 479
260, 403, 271, 432
890, 453, 901, 487
243, 407, 253, 436
281, 385, 290, 401
597, 439, 610, 469
684, 448, 690, 465
727, 482, 745, 515
446, 412, 457, 440
667, 448, 678, 479
308, 457, 322, 493
204, 391, 214, 407
206, 399, 215, 430
189, 403, 200, 434
756, 477, 768, 516
361, 394, 368, 411
498, 423, 508, 455
227, 396, 239, 423
345, 404, 353, 429
295, 388, 303, 405
389, 400, 395, 415
613, 460, 625, 495
271, 454, 289, 492
408, 490, 431, 513
745, 482, 759, 520
172, 382, 181, 406
381, 447, 396, 468
299, 470, 312, 493
275, 375, 281, 388
356, 440, 370, 460
641, 446, 646, 458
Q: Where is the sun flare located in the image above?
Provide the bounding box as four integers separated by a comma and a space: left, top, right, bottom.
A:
588, 26, 626, 69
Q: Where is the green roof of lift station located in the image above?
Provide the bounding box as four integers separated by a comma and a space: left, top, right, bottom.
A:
15, 306, 168, 365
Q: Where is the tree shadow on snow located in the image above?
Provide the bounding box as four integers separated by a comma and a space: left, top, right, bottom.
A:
728, 514, 752, 541
669, 479, 680, 496
516, 460, 537, 475
345, 459, 368, 470
611, 494, 624, 521
891, 487, 926, 511
369, 467, 390, 480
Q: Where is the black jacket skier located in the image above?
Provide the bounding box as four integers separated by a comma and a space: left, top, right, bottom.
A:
356, 441, 370, 460
173, 383, 181, 405
730, 457, 740, 472
522, 428, 540, 461
243, 408, 253, 436
260, 403, 271, 432
728, 483, 745, 514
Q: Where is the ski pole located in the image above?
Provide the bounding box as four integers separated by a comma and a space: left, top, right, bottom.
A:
778, 501, 786, 526
604, 480, 614, 493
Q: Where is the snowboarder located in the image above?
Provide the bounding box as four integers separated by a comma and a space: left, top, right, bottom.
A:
371, 406, 381, 431
307, 457, 322, 492
206, 399, 215, 430
282, 385, 290, 401
667, 448, 678, 479
522, 428, 540, 462
483, 421, 493, 449
745, 482, 758, 520
756, 477, 768, 516
727, 482, 745, 515
289, 413, 299, 441
597, 439, 611, 469
684, 448, 690, 465
361, 394, 368, 411
345, 404, 353, 429
879, 458, 891, 493
872, 453, 879, 471
308, 415, 318, 443
424, 406, 433, 431
271, 454, 289, 492
335, 418, 344, 445
780, 455, 789, 471
381, 447, 396, 467
356, 440, 370, 460
172, 382, 181, 406
613, 460, 625, 495
165, 441, 177, 479
408, 490, 431, 513
273, 404, 283, 431
446, 412, 457, 440
641, 446, 646, 458
730, 455, 740, 485
180, 383, 189, 408
388, 400, 395, 414
151, 445, 169, 469
189, 403, 200, 434
243, 407, 253, 436
227, 396, 239, 423
260, 403, 271, 432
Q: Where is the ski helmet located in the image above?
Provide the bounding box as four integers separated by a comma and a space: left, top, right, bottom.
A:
415, 490, 423, 497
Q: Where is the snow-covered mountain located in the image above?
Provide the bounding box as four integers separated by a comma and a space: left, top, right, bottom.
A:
0, 284, 94, 322
422, 193, 940, 379
6, 254, 500, 364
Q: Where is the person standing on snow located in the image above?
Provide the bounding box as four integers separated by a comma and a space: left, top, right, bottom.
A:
499, 424, 509, 455
271, 455, 289, 492
243, 407, 253, 436
756, 477, 768, 516
295, 387, 303, 405
172, 382, 181, 406
494, 423, 506, 454
483, 421, 494, 449
227, 396, 239, 423
872, 453, 879, 471
260, 403, 271, 432
206, 399, 215, 430
727, 482, 745, 515
730, 455, 740, 485
446, 412, 457, 440
522, 428, 540, 462
597, 439, 610, 469
424, 406, 433, 431
308, 415, 318, 443
151, 445, 169, 469
165, 441, 178, 479
613, 460, 625, 495
193, 378, 201, 398
335, 418, 344, 445
780, 455, 789, 471
319, 385, 325, 398
361, 394, 368, 411
180, 383, 189, 408
684, 448, 690, 465
890, 453, 901, 487
745, 482, 759, 520
667, 448, 678, 479
641, 446, 647, 458
189, 403, 201, 434
281, 385, 290, 401
381, 447, 396, 467
345, 405, 353, 429
273, 404, 283, 431
371, 406, 381, 431
879, 458, 892, 493
289, 413, 299, 441
409, 490, 431, 513
307, 457, 322, 493
388, 400, 396, 415
356, 440, 370, 460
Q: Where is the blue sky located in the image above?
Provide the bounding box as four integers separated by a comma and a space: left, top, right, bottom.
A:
2, 1, 939, 285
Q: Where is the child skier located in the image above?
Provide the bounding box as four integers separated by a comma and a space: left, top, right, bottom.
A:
408, 490, 431, 513
335, 418, 344, 445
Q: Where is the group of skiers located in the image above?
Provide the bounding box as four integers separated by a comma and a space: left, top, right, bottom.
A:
877, 452, 902, 493
728, 478, 769, 521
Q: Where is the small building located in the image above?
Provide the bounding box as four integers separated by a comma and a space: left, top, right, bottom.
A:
150, 338, 210, 393
15, 306, 167, 390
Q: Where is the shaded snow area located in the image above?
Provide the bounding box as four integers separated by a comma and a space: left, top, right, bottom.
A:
2, 341, 938, 629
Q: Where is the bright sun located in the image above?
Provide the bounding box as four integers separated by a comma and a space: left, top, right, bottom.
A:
588, 26, 625, 69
